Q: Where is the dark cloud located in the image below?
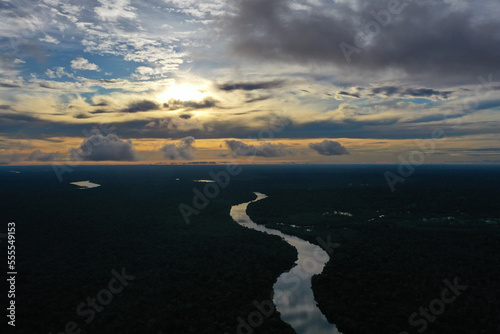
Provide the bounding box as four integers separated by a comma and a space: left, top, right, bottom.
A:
164, 97, 218, 110
218, 80, 285, 91
371, 86, 400, 96
42, 138, 65, 143
231, 109, 264, 116
97, 98, 213, 114
181, 97, 218, 109
0, 113, 42, 123
0, 82, 22, 88
404, 88, 452, 99
224, 0, 500, 83
122, 100, 160, 113
225, 140, 290, 157
338, 91, 360, 98
309, 140, 349, 156
90, 109, 107, 114
27, 150, 59, 162
143, 117, 202, 133
245, 95, 271, 103
38, 83, 59, 90
370, 86, 452, 99
1, 106, 498, 144
407, 114, 455, 124
474, 99, 500, 111
70, 134, 138, 161
160, 136, 196, 160
74, 113, 91, 119
98, 79, 120, 84
0, 105, 11, 110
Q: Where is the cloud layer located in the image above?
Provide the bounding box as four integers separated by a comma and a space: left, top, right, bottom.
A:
27, 150, 59, 161
309, 140, 349, 156
70, 134, 138, 161
224, 0, 500, 84
161, 136, 196, 160
225, 140, 290, 157
217, 80, 285, 92
1, 0, 500, 165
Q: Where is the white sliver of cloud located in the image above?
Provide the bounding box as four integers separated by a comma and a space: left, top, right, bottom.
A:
70, 57, 100, 71
94, 0, 137, 22
39, 34, 60, 44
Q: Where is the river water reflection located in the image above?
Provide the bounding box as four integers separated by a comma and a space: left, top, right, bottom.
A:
230, 192, 341, 334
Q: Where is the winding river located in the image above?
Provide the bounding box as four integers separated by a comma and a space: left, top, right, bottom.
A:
230, 192, 342, 334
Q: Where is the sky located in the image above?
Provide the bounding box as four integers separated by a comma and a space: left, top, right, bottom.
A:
1, 0, 500, 165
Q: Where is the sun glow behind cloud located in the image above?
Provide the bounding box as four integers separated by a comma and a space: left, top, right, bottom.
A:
158, 84, 206, 102
1, 0, 500, 165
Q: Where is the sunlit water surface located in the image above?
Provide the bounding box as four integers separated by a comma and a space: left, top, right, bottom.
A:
230, 192, 341, 334
70, 181, 101, 189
